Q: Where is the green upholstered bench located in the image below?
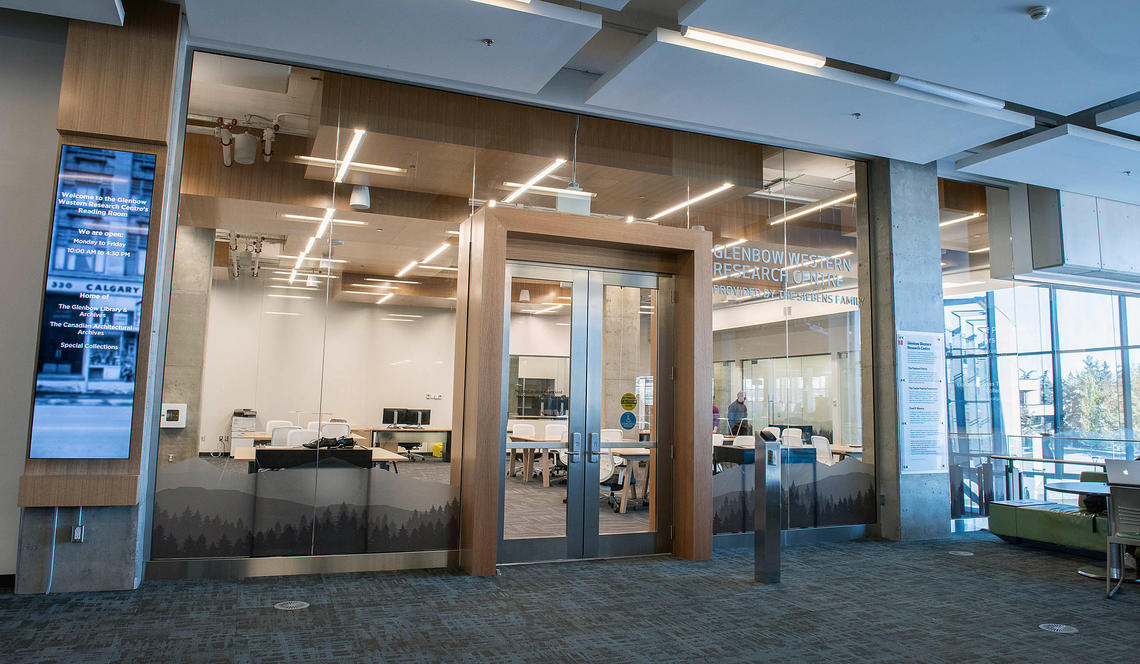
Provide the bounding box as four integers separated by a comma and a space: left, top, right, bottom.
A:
988, 471, 1109, 554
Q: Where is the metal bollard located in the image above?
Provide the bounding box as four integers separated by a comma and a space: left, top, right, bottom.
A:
755, 439, 781, 583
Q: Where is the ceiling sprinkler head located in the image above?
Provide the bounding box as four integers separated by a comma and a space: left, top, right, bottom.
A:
480, 38, 495, 47
1027, 5, 1050, 21
850, 112, 862, 120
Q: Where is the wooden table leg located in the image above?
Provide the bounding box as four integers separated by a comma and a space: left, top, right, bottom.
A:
647, 450, 655, 527
542, 451, 551, 487
507, 448, 517, 477
523, 449, 534, 482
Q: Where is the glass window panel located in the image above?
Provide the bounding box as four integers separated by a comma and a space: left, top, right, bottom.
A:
994, 285, 1052, 354
1055, 289, 1120, 350
1126, 297, 1140, 347
1058, 350, 1124, 458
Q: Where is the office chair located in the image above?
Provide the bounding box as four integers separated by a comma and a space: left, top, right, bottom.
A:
320, 422, 351, 439
287, 428, 315, 447
270, 425, 301, 447
761, 426, 781, 440
712, 434, 724, 474
732, 435, 755, 448
305, 421, 321, 432
811, 435, 837, 466
782, 427, 804, 446
265, 419, 292, 434
541, 423, 568, 480
1107, 474, 1140, 598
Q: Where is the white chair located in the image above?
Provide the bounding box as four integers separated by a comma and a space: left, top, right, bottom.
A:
782, 427, 804, 446
812, 435, 837, 466
733, 435, 755, 448
601, 428, 624, 443
270, 425, 301, 447
320, 422, 351, 439
712, 433, 724, 447
287, 429, 315, 447
543, 423, 568, 473
265, 419, 292, 434
762, 426, 781, 440
305, 421, 321, 432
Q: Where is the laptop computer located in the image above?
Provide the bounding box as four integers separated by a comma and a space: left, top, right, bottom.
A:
1105, 459, 1140, 485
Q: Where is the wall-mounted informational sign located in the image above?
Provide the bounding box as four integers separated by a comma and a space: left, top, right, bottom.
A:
28, 144, 156, 459
895, 331, 948, 474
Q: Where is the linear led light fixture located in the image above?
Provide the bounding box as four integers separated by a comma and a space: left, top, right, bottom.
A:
382, 317, 415, 322
270, 285, 319, 291
968, 247, 990, 254
296, 155, 406, 176
281, 213, 367, 226
279, 254, 347, 264
264, 311, 302, 317
943, 280, 984, 289
334, 129, 366, 183
350, 282, 398, 289
364, 277, 420, 285
303, 237, 316, 254
502, 182, 596, 199
447, 230, 461, 235
267, 293, 311, 300
680, 26, 826, 69
377, 293, 395, 305
768, 192, 857, 226
890, 74, 1005, 110
396, 261, 418, 278
503, 158, 566, 203
273, 272, 338, 279
385, 313, 423, 318
315, 208, 335, 239
421, 242, 450, 264
418, 265, 458, 271
340, 290, 391, 296
940, 212, 984, 227
649, 182, 734, 221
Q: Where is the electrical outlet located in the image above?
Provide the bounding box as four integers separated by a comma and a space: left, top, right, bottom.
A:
70, 525, 85, 543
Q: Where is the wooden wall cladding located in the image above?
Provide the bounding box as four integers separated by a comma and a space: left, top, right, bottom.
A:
56, 0, 180, 144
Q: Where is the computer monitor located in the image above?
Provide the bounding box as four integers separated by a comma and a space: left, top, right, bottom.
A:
382, 408, 402, 425
417, 409, 431, 426
396, 408, 417, 426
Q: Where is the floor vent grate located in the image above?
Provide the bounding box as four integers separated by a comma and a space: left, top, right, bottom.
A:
273, 600, 310, 611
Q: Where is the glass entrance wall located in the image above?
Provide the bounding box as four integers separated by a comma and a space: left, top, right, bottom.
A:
940, 178, 1137, 517
152, 50, 873, 566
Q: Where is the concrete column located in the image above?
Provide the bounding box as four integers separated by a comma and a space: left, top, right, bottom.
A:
865, 159, 951, 541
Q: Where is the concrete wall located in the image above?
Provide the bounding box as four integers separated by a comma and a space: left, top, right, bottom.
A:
0, 10, 68, 577
868, 158, 951, 541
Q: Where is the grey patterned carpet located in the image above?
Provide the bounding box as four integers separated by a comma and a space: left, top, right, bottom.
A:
2, 532, 1138, 663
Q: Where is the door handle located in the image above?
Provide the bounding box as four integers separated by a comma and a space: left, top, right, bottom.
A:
569, 432, 581, 462
588, 432, 600, 462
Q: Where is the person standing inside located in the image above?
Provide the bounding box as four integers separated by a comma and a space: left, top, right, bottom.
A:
727, 391, 749, 436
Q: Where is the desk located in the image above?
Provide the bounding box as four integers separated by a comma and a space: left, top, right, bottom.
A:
1044, 481, 1138, 584
507, 436, 566, 487
610, 447, 654, 517
231, 445, 406, 472
357, 427, 452, 461
237, 431, 366, 444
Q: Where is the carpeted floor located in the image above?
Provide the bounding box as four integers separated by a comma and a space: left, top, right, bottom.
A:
2, 532, 1138, 663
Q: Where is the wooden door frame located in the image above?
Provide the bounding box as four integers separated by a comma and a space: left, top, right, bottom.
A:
452, 206, 712, 575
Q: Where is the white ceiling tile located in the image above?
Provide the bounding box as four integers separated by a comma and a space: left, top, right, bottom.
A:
184, 0, 600, 94
585, 29, 1033, 164
1098, 100, 1140, 139
0, 0, 123, 25
956, 125, 1140, 205
680, 0, 1140, 115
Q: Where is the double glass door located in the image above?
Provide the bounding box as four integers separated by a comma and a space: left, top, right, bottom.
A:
499, 263, 672, 563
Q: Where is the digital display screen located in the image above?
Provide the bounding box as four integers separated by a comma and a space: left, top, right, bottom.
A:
28, 145, 156, 459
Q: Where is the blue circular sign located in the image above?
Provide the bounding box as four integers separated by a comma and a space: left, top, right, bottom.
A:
619, 411, 637, 430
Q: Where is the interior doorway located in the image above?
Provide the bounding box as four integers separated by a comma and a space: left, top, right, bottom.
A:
498, 263, 673, 563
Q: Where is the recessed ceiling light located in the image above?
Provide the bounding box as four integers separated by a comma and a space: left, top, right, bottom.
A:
281, 213, 367, 226
350, 282, 398, 289
364, 277, 420, 285
264, 311, 302, 316
296, 155, 406, 175
381, 317, 415, 322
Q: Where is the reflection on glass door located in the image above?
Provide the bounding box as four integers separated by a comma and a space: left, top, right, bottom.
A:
500, 264, 669, 563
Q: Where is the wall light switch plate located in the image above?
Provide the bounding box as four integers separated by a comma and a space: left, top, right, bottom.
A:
71, 525, 85, 543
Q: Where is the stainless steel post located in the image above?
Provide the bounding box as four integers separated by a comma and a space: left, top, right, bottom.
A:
755, 440, 781, 583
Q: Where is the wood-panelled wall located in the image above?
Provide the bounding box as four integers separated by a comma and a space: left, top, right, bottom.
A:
454, 207, 712, 574
19, 0, 180, 507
